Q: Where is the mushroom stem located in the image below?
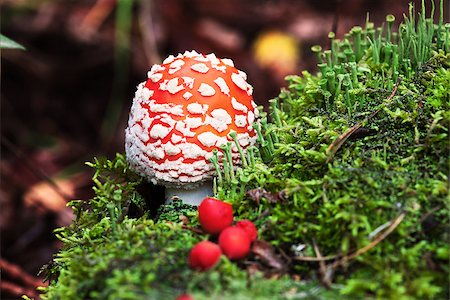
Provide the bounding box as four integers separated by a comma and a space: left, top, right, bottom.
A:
165, 180, 214, 206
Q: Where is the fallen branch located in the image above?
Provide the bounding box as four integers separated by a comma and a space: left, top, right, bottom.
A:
0, 258, 44, 288
292, 253, 339, 262
0, 281, 40, 299
293, 211, 406, 267
181, 225, 205, 235
330, 212, 406, 269
312, 239, 332, 287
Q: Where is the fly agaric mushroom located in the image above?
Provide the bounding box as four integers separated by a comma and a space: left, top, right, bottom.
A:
125, 51, 258, 205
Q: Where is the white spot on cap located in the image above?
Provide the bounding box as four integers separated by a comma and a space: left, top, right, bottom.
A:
183, 92, 193, 100
183, 50, 200, 58
215, 136, 229, 147
212, 65, 227, 73
185, 117, 203, 129
187, 103, 209, 114
164, 142, 181, 156
149, 100, 184, 116
231, 73, 248, 91
194, 55, 209, 62
248, 111, 255, 125
141, 87, 153, 100
171, 134, 182, 144
150, 124, 172, 139
148, 64, 165, 77
149, 146, 166, 160
221, 58, 234, 67
180, 143, 208, 159
231, 97, 248, 113
206, 53, 220, 65
150, 73, 163, 83
191, 63, 210, 73
207, 109, 232, 132
166, 78, 185, 94
168, 59, 185, 74
160, 114, 177, 127
238, 70, 248, 80
235, 115, 247, 127
175, 121, 196, 137
163, 55, 175, 64
213, 77, 230, 95
198, 132, 218, 147
198, 83, 216, 96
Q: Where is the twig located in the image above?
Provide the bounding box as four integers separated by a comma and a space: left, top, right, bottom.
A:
330, 212, 406, 269
181, 225, 205, 235
0, 136, 72, 200
292, 254, 340, 262
139, 0, 161, 65
0, 258, 45, 288
0, 281, 40, 299
78, 0, 116, 40
312, 239, 332, 287
326, 77, 402, 163
294, 211, 406, 267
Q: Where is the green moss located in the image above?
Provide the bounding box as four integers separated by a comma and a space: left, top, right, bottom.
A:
40, 1, 449, 299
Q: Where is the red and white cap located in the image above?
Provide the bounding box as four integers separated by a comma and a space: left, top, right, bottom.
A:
125, 51, 258, 187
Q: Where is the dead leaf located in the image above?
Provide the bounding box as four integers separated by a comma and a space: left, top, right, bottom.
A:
347, 127, 377, 140
251, 240, 286, 271
326, 123, 363, 163
246, 188, 287, 205
24, 179, 74, 214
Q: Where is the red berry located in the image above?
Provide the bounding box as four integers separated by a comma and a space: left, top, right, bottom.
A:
188, 241, 222, 271
218, 226, 251, 260
236, 220, 258, 242
175, 294, 193, 300
198, 197, 233, 234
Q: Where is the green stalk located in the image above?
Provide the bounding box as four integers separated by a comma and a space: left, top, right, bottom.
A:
221, 143, 235, 183
229, 131, 248, 168
101, 0, 133, 144
324, 50, 333, 68
351, 26, 362, 61
209, 149, 223, 186
269, 98, 282, 128
326, 71, 336, 95
311, 45, 323, 64
386, 15, 395, 43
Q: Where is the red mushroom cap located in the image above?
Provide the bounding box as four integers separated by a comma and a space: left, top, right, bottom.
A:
198, 197, 234, 234
175, 294, 194, 300
188, 240, 222, 271
236, 219, 258, 242
125, 51, 258, 187
218, 226, 251, 260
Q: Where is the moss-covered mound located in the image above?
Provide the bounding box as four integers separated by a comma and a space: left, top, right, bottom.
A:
40, 2, 449, 299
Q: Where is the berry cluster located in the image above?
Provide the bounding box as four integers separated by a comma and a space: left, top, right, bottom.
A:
188, 197, 258, 271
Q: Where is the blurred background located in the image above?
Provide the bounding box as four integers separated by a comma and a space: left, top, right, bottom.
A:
1, 0, 443, 298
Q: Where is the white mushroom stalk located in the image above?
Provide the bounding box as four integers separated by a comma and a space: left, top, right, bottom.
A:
125, 50, 258, 205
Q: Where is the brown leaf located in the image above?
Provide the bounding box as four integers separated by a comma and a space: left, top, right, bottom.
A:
326, 123, 362, 163
246, 188, 287, 205
246, 188, 265, 204
251, 240, 286, 271
23, 179, 74, 214
347, 127, 377, 141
